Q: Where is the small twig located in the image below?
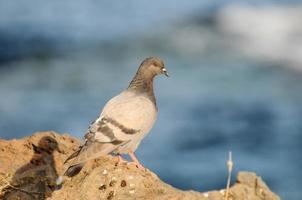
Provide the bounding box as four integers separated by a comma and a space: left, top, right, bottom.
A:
225, 151, 233, 200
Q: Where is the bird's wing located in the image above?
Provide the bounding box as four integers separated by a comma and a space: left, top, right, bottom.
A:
64, 116, 129, 167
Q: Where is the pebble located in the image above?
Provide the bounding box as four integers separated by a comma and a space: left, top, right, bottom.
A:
121, 180, 127, 187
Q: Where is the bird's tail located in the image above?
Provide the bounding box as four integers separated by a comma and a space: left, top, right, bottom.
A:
56, 141, 119, 185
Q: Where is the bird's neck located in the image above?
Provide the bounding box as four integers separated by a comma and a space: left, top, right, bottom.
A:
128, 73, 157, 107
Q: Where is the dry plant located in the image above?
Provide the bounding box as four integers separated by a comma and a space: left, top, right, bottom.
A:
224, 151, 233, 200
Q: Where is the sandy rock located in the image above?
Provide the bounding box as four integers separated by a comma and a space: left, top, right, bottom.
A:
228, 172, 281, 200
0, 131, 280, 200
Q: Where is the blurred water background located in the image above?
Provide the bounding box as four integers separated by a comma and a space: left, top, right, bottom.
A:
1, 1, 302, 199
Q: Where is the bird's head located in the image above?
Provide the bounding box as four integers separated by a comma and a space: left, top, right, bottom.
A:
139, 57, 169, 78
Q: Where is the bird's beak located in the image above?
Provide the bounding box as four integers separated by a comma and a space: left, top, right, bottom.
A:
162, 68, 169, 77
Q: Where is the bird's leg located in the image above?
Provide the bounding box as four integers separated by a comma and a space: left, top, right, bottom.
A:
128, 152, 144, 169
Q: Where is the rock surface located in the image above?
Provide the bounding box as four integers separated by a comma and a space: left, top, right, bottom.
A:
0, 131, 281, 200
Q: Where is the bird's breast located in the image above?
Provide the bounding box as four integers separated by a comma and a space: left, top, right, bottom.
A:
100, 92, 157, 139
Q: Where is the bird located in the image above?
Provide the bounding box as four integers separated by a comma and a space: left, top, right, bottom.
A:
57, 57, 168, 184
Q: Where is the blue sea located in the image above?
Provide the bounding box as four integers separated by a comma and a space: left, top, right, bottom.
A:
0, 1, 301, 199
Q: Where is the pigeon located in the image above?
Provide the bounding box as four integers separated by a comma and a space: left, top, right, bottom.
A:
57, 57, 168, 184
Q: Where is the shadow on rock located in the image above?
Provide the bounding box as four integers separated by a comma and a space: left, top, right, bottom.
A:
3, 136, 59, 200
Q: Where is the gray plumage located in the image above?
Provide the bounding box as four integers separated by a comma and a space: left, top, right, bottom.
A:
59, 57, 168, 181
